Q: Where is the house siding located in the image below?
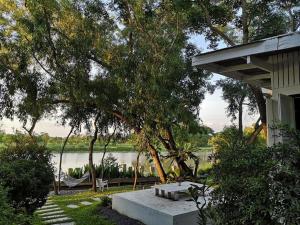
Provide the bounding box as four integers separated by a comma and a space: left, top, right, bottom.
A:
267, 49, 300, 145
271, 49, 300, 96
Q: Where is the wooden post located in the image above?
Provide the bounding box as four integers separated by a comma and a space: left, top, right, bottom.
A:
122, 164, 127, 174
140, 166, 144, 176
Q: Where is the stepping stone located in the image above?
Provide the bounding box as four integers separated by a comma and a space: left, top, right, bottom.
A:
41, 204, 59, 209
39, 210, 64, 216
45, 201, 54, 205
44, 217, 72, 224
45, 203, 55, 207
37, 207, 61, 213
67, 204, 79, 209
42, 214, 67, 220
80, 201, 92, 206
91, 197, 101, 201
51, 222, 75, 225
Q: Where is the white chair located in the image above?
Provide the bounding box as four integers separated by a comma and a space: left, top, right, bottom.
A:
96, 178, 108, 192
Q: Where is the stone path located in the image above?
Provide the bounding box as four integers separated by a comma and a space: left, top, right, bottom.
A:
36, 200, 75, 225
66, 204, 79, 209
36, 197, 102, 224
80, 201, 93, 206
66, 199, 95, 209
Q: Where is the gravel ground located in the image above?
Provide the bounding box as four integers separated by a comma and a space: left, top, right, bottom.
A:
99, 206, 145, 225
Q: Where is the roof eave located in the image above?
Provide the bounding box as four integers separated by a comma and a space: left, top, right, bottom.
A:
192, 32, 300, 67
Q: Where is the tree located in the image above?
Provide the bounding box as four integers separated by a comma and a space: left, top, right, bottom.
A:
0, 1, 59, 139
171, 121, 214, 176
88, 114, 100, 192
99, 125, 117, 180
58, 126, 74, 193
133, 150, 141, 190
0, 0, 213, 183
216, 79, 256, 135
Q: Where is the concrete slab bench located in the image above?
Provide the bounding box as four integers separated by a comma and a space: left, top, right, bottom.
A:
154, 181, 203, 201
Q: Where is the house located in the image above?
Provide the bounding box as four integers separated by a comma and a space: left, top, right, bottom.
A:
192, 32, 300, 145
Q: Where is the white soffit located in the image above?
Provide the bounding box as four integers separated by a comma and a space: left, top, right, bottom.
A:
192, 32, 300, 67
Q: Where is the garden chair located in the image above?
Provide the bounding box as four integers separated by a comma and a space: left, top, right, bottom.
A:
96, 178, 109, 192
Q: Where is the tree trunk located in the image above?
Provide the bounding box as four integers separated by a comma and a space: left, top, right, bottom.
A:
111, 110, 167, 183
147, 142, 167, 183
53, 178, 58, 195
158, 127, 193, 176
133, 151, 141, 190
193, 158, 199, 177
89, 113, 100, 192
247, 123, 264, 145
58, 126, 74, 193
238, 104, 243, 136
202, 1, 267, 144
101, 127, 116, 179
175, 156, 193, 176
241, 0, 249, 45
241, 1, 267, 142
23, 116, 39, 140
249, 85, 267, 137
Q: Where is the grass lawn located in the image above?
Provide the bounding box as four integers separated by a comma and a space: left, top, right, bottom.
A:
33, 186, 135, 225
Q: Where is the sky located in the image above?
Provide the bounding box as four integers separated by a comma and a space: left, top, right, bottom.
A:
0, 34, 258, 137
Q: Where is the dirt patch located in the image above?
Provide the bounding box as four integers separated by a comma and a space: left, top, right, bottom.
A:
99, 205, 145, 225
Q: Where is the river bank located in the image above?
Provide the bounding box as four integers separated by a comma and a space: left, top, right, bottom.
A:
47, 143, 212, 153
47, 143, 134, 152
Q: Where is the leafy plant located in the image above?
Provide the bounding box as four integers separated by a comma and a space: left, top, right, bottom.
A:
200, 127, 300, 225
0, 186, 30, 225
68, 168, 84, 179
188, 176, 213, 225
0, 138, 54, 214
268, 128, 300, 224
100, 196, 112, 207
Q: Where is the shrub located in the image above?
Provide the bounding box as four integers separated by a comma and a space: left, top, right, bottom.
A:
68, 167, 84, 179
0, 139, 54, 214
0, 185, 30, 225
268, 128, 300, 224
210, 128, 274, 225
198, 127, 300, 225
100, 196, 111, 207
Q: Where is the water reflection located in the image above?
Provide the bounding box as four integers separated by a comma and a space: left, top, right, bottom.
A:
51, 151, 210, 173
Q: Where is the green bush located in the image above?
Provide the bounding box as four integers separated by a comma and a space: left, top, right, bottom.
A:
100, 196, 111, 207
0, 138, 54, 214
68, 167, 84, 179
268, 128, 300, 224
0, 185, 30, 225
201, 127, 300, 225
210, 128, 273, 225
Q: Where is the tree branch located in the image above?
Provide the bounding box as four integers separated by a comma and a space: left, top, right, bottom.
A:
198, 1, 236, 46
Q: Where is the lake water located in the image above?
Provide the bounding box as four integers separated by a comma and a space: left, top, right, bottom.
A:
51, 151, 210, 173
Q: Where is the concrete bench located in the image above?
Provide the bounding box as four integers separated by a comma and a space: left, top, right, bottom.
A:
154, 182, 203, 201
